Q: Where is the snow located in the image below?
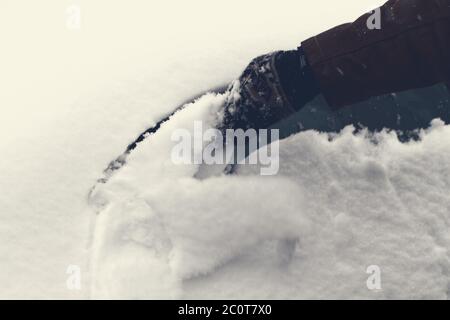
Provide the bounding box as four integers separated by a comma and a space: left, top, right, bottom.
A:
89, 89, 450, 299
4, 0, 449, 300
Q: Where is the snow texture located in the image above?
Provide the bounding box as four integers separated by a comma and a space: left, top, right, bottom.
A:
4, 0, 450, 299
90, 89, 450, 299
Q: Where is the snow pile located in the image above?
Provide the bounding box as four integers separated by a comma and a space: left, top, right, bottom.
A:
89, 89, 450, 299
3, 0, 438, 299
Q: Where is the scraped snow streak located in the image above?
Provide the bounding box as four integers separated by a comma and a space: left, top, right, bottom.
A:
2, 0, 450, 299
